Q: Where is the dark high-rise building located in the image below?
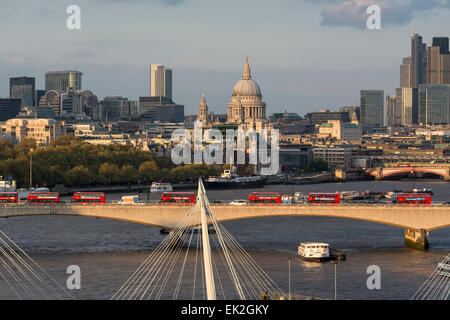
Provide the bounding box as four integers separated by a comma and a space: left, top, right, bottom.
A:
411, 34, 427, 88
9, 76, 35, 107
35, 90, 45, 107
100, 96, 138, 121
0, 98, 21, 121
138, 96, 184, 122
360, 90, 384, 127
432, 37, 449, 54
304, 110, 350, 125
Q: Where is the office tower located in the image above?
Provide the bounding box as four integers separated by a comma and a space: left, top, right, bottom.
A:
385, 95, 397, 127
418, 84, 450, 125
9, 76, 35, 107
394, 88, 404, 126
427, 37, 450, 84
304, 110, 350, 125
0, 98, 21, 121
150, 64, 172, 100
433, 37, 449, 54
138, 96, 184, 122
360, 90, 384, 127
99, 96, 138, 121
411, 34, 427, 88
400, 57, 412, 88
401, 88, 419, 126
45, 71, 83, 92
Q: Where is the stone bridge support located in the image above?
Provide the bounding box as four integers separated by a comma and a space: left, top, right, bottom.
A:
445, 169, 450, 181
374, 168, 383, 180
405, 228, 429, 250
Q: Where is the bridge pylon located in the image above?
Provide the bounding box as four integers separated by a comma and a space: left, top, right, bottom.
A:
405, 228, 429, 250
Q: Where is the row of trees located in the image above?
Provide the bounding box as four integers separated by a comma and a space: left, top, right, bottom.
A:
0, 136, 221, 188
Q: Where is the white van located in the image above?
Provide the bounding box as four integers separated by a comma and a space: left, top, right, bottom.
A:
118, 195, 140, 205
230, 200, 247, 206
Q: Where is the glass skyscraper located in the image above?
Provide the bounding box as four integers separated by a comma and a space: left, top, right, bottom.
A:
10, 76, 35, 107
401, 87, 419, 126
360, 90, 384, 127
418, 84, 450, 125
411, 34, 427, 88
45, 71, 83, 92
0, 98, 21, 121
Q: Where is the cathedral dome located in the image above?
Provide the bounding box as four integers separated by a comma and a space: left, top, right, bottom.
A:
231, 56, 262, 98
232, 79, 262, 97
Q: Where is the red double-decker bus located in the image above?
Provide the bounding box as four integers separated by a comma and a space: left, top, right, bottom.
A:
27, 192, 60, 205
0, 192, 18, 204
161, 192, 196, 205
397, 193, 431, 206
307, 193, 340, 205
248, 192, 281, 205
72, 192, 105, 205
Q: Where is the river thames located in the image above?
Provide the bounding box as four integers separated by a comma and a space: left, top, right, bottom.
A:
0, 180, 449, 300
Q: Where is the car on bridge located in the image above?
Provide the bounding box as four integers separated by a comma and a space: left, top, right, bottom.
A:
230, 200, 247, 206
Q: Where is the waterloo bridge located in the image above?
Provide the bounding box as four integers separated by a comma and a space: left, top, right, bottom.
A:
1, 203, 450, 250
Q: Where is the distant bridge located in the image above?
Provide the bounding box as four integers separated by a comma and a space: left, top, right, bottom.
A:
1, 204, 450, 249
367, 167, 450, 180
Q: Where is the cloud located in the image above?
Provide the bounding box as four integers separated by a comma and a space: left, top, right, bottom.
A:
102, 0, 185, 5
0, 52, 30, 65
306, 0, 450, 29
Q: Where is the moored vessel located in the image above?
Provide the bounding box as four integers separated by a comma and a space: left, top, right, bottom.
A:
404, 188, 433, 195
203, 167, 265, 190
150, 182, 173, 193
297, 242, 330, 262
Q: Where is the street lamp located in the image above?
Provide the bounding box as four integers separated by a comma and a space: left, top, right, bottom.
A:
29, 148, 34, 189
285, 256, 292, 300
331, 260, 338, 300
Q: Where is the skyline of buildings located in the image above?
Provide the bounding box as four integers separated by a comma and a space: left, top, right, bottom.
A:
1, 33, 450, 131
387, 34, 450, 128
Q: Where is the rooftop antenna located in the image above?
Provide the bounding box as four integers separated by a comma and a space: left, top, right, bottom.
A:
411, 15, 414, 36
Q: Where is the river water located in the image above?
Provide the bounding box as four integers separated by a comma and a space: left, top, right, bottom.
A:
0, 180, 449, 300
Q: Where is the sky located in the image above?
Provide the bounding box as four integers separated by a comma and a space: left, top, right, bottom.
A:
1, 0, 450, 116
